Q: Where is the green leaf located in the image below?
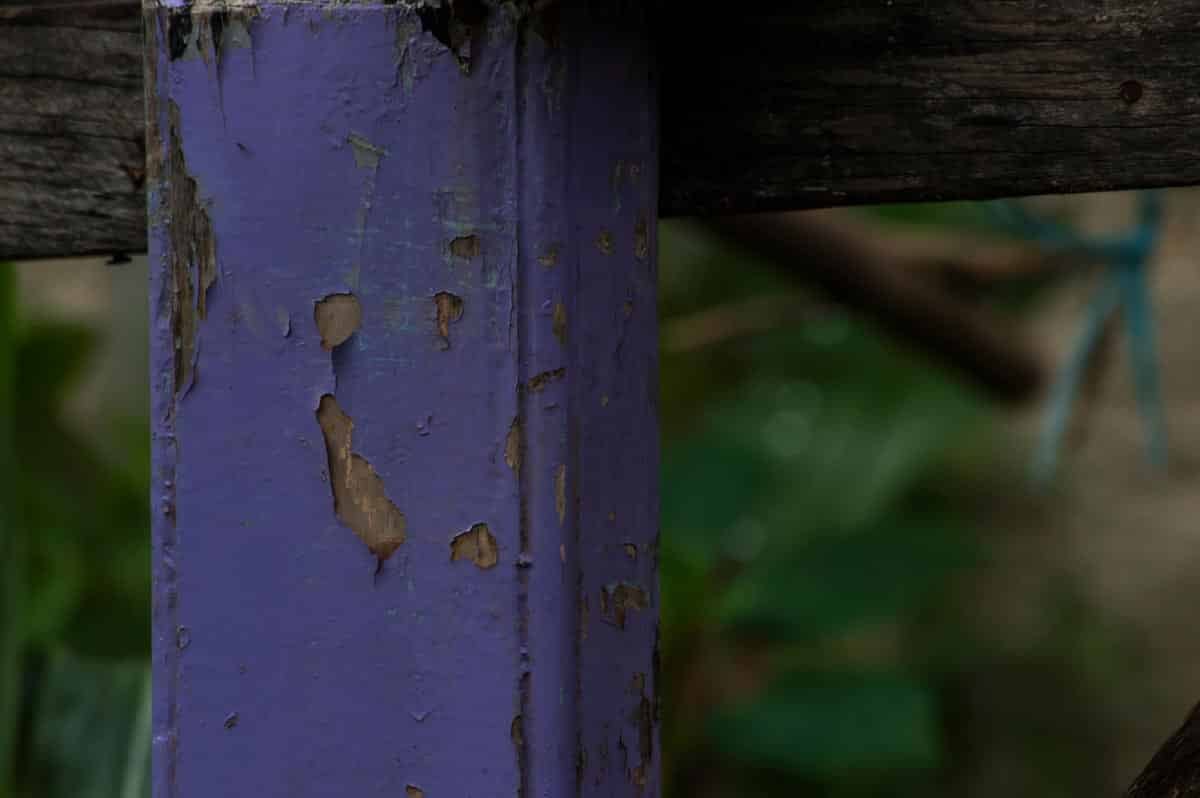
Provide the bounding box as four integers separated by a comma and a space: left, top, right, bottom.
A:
14, 322, 97, 412
711, 671, 941, 777
11, 316, 149, 660
854, 201, 999, 236
706, 370, 982, 532
662, 435, 770, 564
718, 518, 977, 643
0, 262, 22, 795
26, 651, 150, 798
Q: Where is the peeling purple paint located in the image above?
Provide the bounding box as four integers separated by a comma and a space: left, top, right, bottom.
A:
147, 2, 658, 796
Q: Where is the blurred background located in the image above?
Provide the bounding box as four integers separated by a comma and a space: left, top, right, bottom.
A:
2, 189, 1200, 796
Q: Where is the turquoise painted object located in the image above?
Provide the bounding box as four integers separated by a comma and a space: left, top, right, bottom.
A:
985, 192, 1166, 484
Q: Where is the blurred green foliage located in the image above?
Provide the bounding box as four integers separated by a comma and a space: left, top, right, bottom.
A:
0, 202, 1144, 798
0, 262, 149, 798
658, 219, 1141, 798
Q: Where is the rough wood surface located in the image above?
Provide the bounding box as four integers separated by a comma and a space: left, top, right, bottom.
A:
7, 1, 1200, 251
0, 0, 144, 260
1126, 701, 1200, 797
658, 0, 1200, 214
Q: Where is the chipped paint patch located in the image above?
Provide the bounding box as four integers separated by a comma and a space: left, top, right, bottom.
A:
164, 101, 217, 399
611, 160, 625, 211
348, 132, 387, 170
595, 229, 613, 256
433, 291, 464, 348
167, 5, 256, 62
538, 245, 559, 268
554, 464, 566, 525
504, 417, 522, 471
314, 293, 362, 350
449, 234, 481, 259
347, 133, 385, 290
517, 671, 531, 796
623, 543, 638, 561
600, 583, 649, 629
406, 787, 424, 798
552, 301, 567, 344
392, 12, 428, 92
511, 714, 524, 748
528, 367, 565, 393
634, 216, 648, 260
624, 667, 652, 787
316, 394, 407, 560
450, 523, 498, 569
416, 0, 486, 74
630, 672, 653, 788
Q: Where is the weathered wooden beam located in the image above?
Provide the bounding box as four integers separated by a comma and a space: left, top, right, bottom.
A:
0, 0, 144, 261
8, 1, 1200, 259
659, 1, 1200, 214
147, 2, 659, 795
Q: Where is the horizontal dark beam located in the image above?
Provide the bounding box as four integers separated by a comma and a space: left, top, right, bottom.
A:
659, 1, 1200, 214
6, 1, 1200, 259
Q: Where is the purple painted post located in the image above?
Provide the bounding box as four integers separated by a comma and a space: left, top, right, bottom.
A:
144, 2, 658, 796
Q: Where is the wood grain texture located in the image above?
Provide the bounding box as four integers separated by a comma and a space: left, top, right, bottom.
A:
658, 0, 1200, 215
0, 0, 144, 260
1126, 701, 1200, 797
8, 1, 1200, 257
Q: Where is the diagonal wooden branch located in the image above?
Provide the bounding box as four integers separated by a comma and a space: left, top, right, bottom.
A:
705, 211, 1047, 403
1127, 701, 1200, 797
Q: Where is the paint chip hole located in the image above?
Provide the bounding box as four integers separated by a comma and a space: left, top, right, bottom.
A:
552, 301, 567, 344
538, 245, 559, 268
434, 291, 464, 348
316, 394, 407, 560
315, 293, 362, 351
504, 417, 522, 471
528, 367, 566, 392
555, 464, 567, 525
450, 523, 498, 569
449, 234, 481, 259
600, 583, 649, 629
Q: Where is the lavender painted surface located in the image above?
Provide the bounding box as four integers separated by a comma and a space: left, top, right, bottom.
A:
146, 2, 658, 796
